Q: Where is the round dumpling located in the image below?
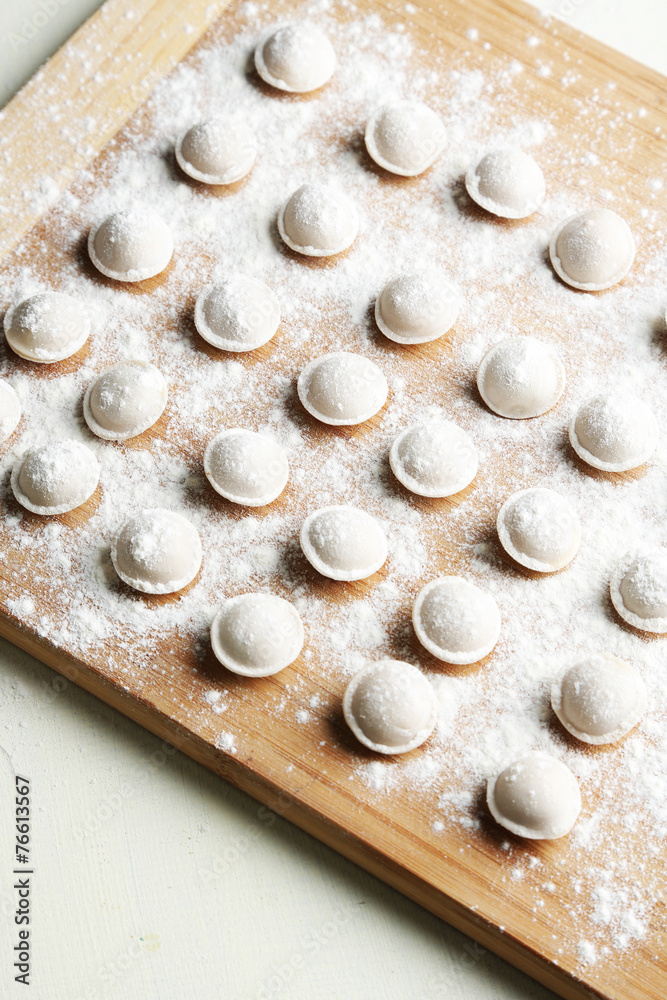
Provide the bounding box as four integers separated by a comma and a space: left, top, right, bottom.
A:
204, 428, 288, 507
375, 271, 460, 344
11, 439, 99, 515
175, 119, 257, 185
477, 337, 565, 419
255, 22, 336, 93
549, 208, 635, 291
487, 751, 582, 839
343, 659, 437, 754
551, 653, 647, 744
610, 550, 667, 633
365, 101, 446, 176
465, 148, 545, 219
298, 352, 387, 426
569, 393, 657, 472
413, 576, 500, 664
389, 420, 477, 497
84, 361, 167, 441
300, 505, 387, 581
497, 487, 581, 573
111, 508, 202, 594
88, 208, 173, 282
194, 275, 280, 352
278, 184, 358, 257
4, 292, 90, 363
211, 593, 304, 676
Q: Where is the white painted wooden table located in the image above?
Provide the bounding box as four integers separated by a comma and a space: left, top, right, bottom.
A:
1, 2, 666, 998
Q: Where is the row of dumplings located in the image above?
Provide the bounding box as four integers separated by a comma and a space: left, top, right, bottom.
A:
4, 332, 662, 613
81, 178, 636, 294
8, 393, 663, 637
212, 575, 643, 840
2, 351, 658, 515
344, 649, 646, 841
32, 27, 633, 289
178, 22, 635, 290
207, 574, 647, 843
2, 283, 657, 473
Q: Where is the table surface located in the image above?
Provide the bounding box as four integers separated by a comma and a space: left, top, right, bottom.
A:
1, 2, 666, 999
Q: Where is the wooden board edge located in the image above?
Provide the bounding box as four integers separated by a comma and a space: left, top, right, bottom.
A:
0, 611, 606, 1000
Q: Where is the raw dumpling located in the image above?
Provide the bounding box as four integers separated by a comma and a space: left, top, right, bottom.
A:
84, 361, 167, 441
569, 393, 657, 472
487, 751, 582, 839
375, 271, 460, 344
211, 593, 304, 676
497, 487, 581, 572
204, 428, 288, 507
549, 208, 635, 291
389, 419, 477, 497
175, 119, 257, 185
465, 148, 545, 219
298, 352, 387, 425
11, 439, 99, 515
278, 183, 358, 257
300, 505, 387, 581
365, 100, 445, 176
194, 275, 280, 352
413, 576, 500, 664
477, 337, 565, 419
343, 659, 437, 754
4, 292, 90, 363
111, 508, 202, 594
255, 22, 336, 93
551, 653, 647, 744
88, 208, 173, 282
610, 550, 667, 633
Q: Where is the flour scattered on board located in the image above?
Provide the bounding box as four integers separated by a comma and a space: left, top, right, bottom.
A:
215, 731, 237, 754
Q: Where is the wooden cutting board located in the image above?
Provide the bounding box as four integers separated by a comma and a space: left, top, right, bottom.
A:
1, 2, 667, 999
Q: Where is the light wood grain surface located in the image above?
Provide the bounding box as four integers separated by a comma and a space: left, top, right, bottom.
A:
1, 2, 667, 1000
